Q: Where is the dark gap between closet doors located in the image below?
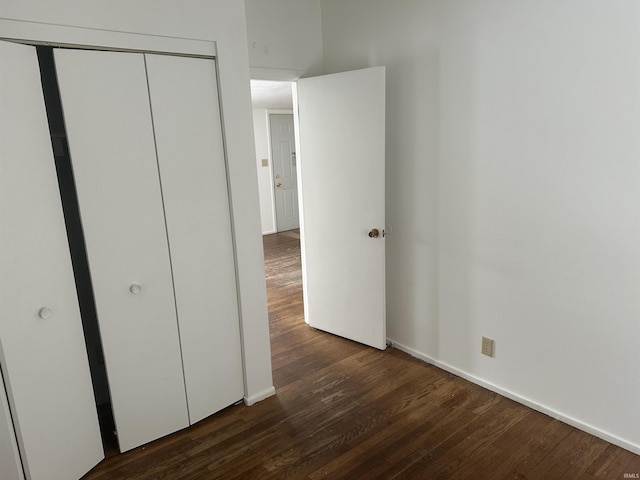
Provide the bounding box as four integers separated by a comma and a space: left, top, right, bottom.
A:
36, 46, 118, 457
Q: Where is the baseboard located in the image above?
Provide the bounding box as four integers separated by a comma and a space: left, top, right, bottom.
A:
244, 386, 276, 406
387, 337, 640, 456
262, 229, 277, 236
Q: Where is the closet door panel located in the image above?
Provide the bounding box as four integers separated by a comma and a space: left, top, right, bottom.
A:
145, 54, 244, 423
54, 49, 189, 451
0, 40, 103, 480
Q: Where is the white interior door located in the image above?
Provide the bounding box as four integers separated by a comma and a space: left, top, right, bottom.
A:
0, 40, 103, 479
145, 54, 244, 424
270, 114, 299, 231
54, 49, 189, 452
296, 67, 386, 350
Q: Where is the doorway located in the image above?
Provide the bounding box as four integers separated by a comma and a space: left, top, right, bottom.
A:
249, 80, 299, 234
251, 68, 386, 352
250, 79, 306, 348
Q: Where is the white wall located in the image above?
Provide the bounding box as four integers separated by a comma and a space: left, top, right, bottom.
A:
244, 0, 322, 234
253, 109, 277, 234
0, 0, 274, 404
245, 0, 323, 79
322, 0, 640, 453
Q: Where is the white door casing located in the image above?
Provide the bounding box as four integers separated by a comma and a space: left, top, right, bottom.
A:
270, 114, 299, 232
296, 67, 386, 350
54, 48, 189, 452
0, 40, 104, 479
145, 54, 244, 424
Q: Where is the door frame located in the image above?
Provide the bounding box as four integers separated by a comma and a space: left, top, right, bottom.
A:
252, 70, 386, 336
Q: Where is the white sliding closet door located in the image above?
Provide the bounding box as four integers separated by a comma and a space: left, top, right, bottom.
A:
145, 55, 244, 423
0, 41, 103, 480
54, 49, 189, 452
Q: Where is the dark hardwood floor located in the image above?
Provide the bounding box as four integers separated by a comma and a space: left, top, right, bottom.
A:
83, 230, 640, 479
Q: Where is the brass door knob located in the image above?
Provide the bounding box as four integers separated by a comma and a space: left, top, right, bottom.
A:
368, 228, 380, 238
276, 182, 282, 188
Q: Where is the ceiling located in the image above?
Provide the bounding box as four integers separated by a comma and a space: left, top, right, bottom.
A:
250, 80, 294, 109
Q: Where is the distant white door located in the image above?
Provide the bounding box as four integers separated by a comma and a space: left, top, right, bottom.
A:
0, 40, 103, 480
296, 67, 386, 350
271, 114, 299, 231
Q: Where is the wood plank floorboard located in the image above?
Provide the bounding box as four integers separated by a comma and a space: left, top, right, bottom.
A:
82, 230, 640, 479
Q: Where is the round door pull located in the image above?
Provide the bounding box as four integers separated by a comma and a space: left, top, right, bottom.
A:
368, 228, 380, 238
129, 284, 143, 295
38, 307, 52, 319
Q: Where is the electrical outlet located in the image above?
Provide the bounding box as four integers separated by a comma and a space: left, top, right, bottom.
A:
481, 336, 495, 357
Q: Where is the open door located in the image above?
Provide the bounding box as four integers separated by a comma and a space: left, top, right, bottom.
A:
0, 40, 104, 480
296, 67, 386, 350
